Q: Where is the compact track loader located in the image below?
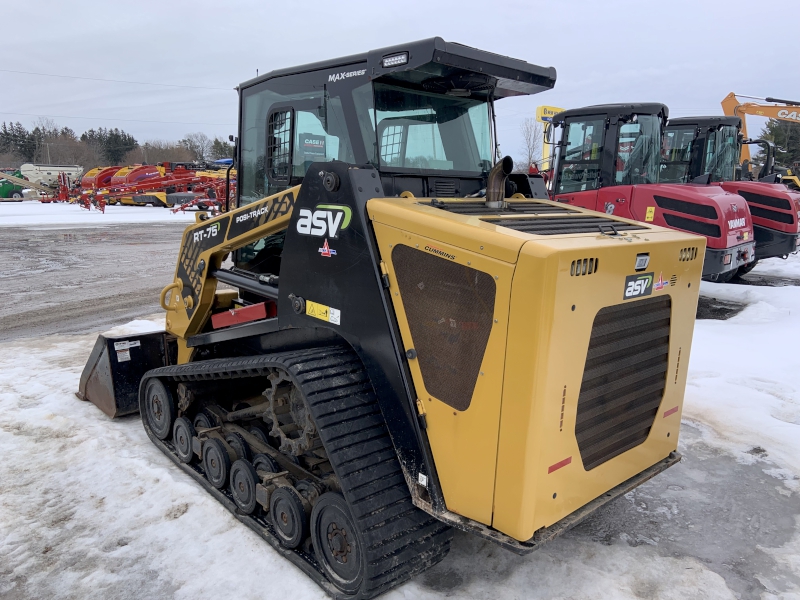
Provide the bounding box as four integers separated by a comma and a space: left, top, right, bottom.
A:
77, 39, 704, 599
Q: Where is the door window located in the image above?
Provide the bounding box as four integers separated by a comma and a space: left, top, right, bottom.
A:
556, 117, 605, 193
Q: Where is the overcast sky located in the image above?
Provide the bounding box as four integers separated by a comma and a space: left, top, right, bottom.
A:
3, 0, 792, 159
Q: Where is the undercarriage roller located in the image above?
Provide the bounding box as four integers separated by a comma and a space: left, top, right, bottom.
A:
270, 486, 310, 549
173, 417, 196, 463
202, 438, 232, 489
225, 432, 252, 461
230, 459, 259, 514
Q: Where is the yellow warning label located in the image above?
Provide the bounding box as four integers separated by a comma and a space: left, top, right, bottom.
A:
645, 206, 655, 222
743, 231, 749, 240
306, 300, 341, 326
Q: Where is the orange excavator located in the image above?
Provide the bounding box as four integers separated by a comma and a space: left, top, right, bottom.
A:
721, 92, 800, 185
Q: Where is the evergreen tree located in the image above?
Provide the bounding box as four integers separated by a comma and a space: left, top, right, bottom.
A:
757, 119, 800, 167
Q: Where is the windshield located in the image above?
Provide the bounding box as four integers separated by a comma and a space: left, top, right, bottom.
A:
659, 126, 695, 183
703, 125, 738, 182
373, 83, 492, 173
615, 115, 661, 185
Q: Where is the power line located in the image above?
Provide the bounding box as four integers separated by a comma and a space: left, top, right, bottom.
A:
0, 111, 235, 127
0, 68, 232, 91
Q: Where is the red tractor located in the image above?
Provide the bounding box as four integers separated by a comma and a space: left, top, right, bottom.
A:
548, 104, 755, 282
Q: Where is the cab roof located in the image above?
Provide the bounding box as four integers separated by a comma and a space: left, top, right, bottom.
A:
238, 37, 557, 99
667, 116, 741, 128
551, 103, 668, 124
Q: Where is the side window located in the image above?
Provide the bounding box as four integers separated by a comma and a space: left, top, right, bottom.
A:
556, 118, 604, 193
405, 122, 449, 169
293, 110, 342, 177
266, 109, 293, 184
376, 118, 450, 169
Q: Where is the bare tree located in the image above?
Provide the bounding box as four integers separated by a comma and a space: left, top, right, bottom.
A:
124, 140, 194, 165
181, 132, 212, 161
516, 117, 543, 173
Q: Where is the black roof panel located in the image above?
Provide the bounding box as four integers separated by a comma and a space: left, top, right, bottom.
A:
667, 116, 741, 128
551, 103, 668, 124
239, 37, 556, 99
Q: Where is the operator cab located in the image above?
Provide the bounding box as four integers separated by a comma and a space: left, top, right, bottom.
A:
237, 38, 556, 204
550, 103, 667, 197
234, 37, 556, 272
662, 116, 741, 184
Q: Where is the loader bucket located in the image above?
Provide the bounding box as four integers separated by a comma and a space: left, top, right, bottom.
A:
76, 332, 170, 418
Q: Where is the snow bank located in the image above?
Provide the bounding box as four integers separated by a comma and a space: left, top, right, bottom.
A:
687, 252, 800, 475
0, 200, 197, 227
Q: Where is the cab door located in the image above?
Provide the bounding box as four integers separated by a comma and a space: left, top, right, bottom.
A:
552, 115, 607, 210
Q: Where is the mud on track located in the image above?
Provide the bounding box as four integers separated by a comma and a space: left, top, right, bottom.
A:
0, 224, 186, 342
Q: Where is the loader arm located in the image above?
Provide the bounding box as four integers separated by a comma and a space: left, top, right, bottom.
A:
163, 185, 299, 360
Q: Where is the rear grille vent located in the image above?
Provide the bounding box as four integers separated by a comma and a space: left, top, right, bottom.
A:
670, 275, 678, 286
484, 215, 646, 235
664, 214, 721, 238
427, 200, 578, 216
737, 190, 792, 211
433, 180, 457, 197
749, 204, 795, 225
571, 257, 599, 276
679, 247, 698, 261
575, 295, 671, 470
654, 195, 718, 219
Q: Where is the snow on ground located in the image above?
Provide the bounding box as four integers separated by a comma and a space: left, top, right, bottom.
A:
687, 252, 800, 477
1, 256, 799, 599
0, 200, 197, 228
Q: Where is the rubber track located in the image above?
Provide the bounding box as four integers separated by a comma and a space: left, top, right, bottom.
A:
141, 345, 452, 599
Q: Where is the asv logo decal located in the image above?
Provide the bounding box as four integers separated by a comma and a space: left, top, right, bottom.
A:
777, 110, 800, 122
623, 272, 654, 300
296, 204, 352, 238
728, 217, 746, 229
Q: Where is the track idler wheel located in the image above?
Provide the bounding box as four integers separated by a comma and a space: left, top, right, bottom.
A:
202, 438, 232, 489
270, 487, 309, 549
230, 459, 259, 514
143, 378, 175, 440
310, 492, 364, 593
173, 417, 196, 463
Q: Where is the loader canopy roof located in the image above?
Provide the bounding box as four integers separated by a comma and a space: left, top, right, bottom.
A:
551, 103, 668, 125
237, 38, 556, 203
667, 116, 741, 129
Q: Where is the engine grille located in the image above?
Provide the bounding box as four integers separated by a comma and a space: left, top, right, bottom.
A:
737, 190, 792, 211
392, 245, 496, 411
748, 205, 795, 225
484, 215, 646, 235
575, 295, 671, 470
426, 200, 578, 216
654, 195, 718, 219
663, 213, 721, 238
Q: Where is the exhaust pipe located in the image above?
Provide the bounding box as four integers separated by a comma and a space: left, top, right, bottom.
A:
486, 156, 514, 209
